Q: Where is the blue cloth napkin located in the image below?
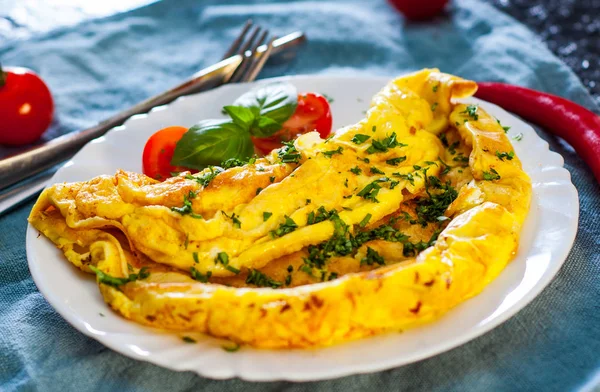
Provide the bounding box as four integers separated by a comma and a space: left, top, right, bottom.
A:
1, 0, 599, 390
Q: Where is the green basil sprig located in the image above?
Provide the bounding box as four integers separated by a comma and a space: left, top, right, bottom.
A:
171, 82, 298, 170
232, 81, 298, 136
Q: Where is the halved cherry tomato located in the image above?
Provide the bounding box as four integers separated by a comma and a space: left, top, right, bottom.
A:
0, 65, 54, 146
252, 93, 333, 154
142, 126, 189, 180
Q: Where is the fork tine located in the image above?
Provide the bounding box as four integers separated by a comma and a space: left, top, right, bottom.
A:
241, 36, 276, 82
229, 27, 267, 83
237, 26, 262, 57
221, 19, 253, 60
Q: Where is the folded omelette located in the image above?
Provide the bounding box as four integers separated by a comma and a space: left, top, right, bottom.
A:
29, 69, 531, 348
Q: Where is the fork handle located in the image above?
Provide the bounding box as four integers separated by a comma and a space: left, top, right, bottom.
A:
0, 55, 242, 190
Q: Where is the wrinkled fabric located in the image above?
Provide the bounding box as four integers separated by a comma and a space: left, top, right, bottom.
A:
0, 0, 598, 391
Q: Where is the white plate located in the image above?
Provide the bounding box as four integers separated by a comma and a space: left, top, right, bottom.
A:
26, 75, 579, 381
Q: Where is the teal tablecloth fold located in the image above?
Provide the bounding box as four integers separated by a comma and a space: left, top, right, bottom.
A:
1, 0, 598, 390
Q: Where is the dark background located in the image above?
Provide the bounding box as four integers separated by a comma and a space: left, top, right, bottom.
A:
484, 0, 600, 107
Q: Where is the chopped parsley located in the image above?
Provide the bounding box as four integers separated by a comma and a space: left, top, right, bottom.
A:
448, 141, 459, 155
413, 170, 458, 226
483, 168, 501, 181
350, 166, 362, 175
323, 146, 343, 157
361, 247, 385, 266
357, 157, 370, 163
403, 230, 441, 257
386, 156, 407, 166
461, 104, 479, 121
223, 211, 241, 228
171, 191, 203, 218
370, 167, 385, 175
214, 252, 240, 274
513, 133, 523, 141
393, 172, 415, 186
431, 102, 438, 112
263, 211, 272, 221
221, 157, 255, 169
190, 266, 211, 282
496, 118, 511, 133
182, 336, 196, 343
246, 269, 282, 288
271, 215, 298, 237
186, 166, 223, 187
439, 133, 449, 147
453, 154, 469, 164
255, 187, 263, 195
351, 134, 371, 144
269, 176, 276, 183
307, 206, 337, 225
193, 252, 199, 263
359, 213, 372, 228
306, 199, 311, 205
366, 132, 406, 154
495, 151, 514, 161
432, 84, 439, 92
357, 180, 382, 202
89, 266, 150, 289
278, 141, 301, 163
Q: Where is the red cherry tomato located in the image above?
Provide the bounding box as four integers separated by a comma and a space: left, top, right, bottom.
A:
0, 65, 54, 145
142, 126, 189, 180
252, 93, 333, 154
388, 0, 449, 21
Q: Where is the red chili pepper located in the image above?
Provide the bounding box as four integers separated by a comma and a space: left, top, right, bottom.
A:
475, 82, 600, 184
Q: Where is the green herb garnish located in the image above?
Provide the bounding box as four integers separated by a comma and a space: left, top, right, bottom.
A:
359, 213, 372, 228
223, 211, 241, 228
461, 104, 479, 120
263, 211, 273, 221
366, 132, 406, 154
357, 181, 382, 202
323, 146, 343, 157
386, 156, 407, 166
350, 166, 362, 175
351, 134, 371, 144
271, 215, 298, 237
483, 168, 501, 181
246, 269, 282, 288
171, 191, 203, 218
495, 151, 514, 161
361, 247, 385, 266
190, 267, 211, 282
89, 266, 150, 289
278, 141, 301, 163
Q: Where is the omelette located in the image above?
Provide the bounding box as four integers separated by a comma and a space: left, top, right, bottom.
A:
29, 69, 531, 348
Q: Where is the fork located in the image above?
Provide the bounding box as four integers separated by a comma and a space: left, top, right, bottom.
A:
0, 22, 302, 215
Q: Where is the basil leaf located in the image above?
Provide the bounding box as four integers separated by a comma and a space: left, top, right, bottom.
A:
222, 105, 256, 129
171, 119, 254, 170
254, 116, 282, 137
233, 82, 298, 136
